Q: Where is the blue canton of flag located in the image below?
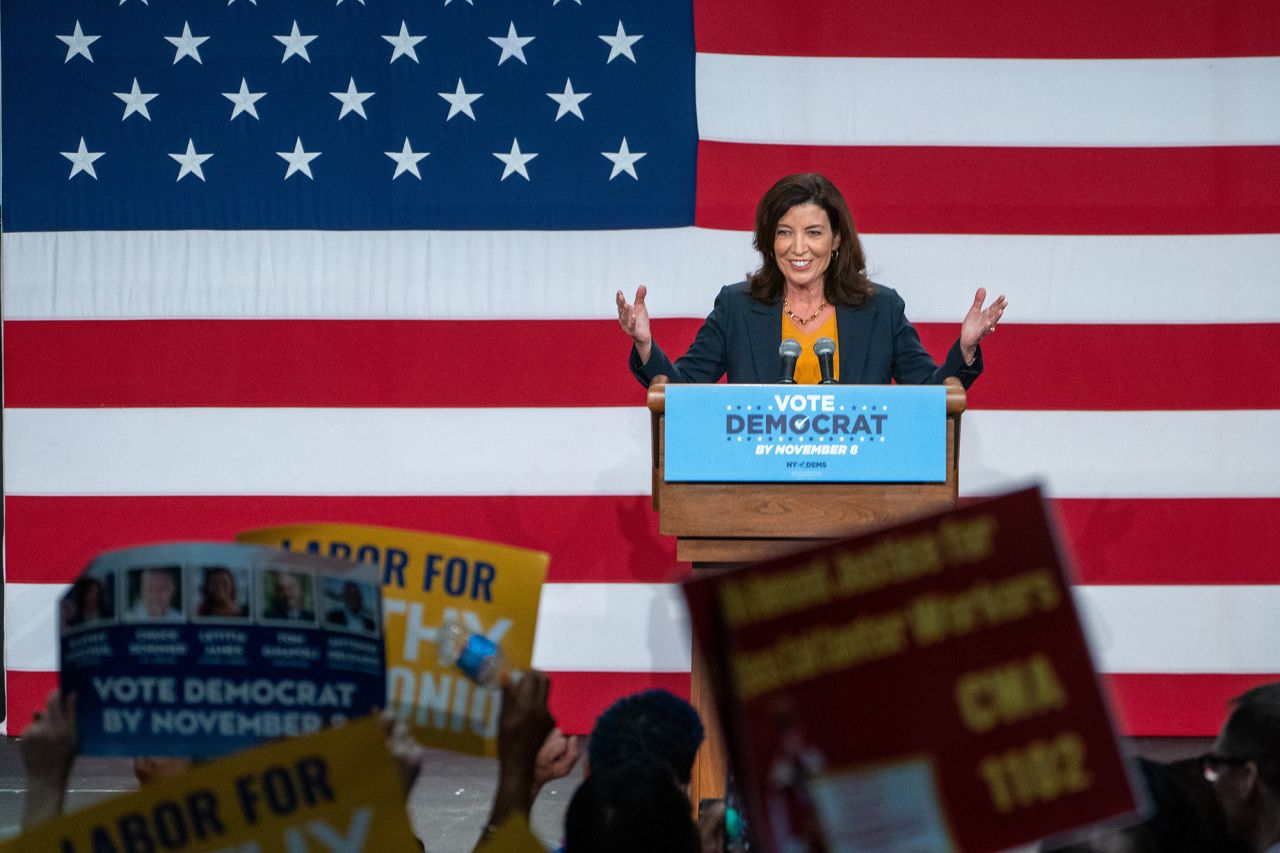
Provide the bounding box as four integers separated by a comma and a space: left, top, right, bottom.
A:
2, 0, 697, 232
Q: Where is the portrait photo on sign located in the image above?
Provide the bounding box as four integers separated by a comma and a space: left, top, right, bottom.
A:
192, 564, 251, 621
60, 572, 117, 633
259, 568, 317, 624
123, 566, 185, 623
322, 577, 381, 635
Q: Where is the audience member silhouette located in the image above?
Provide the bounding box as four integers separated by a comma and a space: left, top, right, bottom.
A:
1206, 683, 1280, 852
564, 754, 700, 853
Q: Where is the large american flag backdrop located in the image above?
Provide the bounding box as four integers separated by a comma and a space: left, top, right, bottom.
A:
2, 0, 1279, 738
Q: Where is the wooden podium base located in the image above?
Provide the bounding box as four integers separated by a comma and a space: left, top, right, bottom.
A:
690, 638, 729, 808
688, 561, 747, 809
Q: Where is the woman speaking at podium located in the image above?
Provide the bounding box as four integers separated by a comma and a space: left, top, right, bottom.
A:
617, 173, 1006, 388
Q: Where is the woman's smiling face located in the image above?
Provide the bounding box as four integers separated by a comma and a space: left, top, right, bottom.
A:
773, 202, 840, 293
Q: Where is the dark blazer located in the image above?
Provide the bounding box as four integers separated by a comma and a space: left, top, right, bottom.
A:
630, 282, 982, 387
263, 605, 315, 622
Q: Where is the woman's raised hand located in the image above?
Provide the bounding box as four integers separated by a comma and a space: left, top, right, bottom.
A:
616, 286, 651, 343
616, 286, 653, 363
959, 287, 1008, 364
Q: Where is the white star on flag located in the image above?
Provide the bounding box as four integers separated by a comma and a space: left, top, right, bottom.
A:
277, 138, 321, 180
602, 137, 646, 180
57, 21, 99, 64
169, 139, 213, 182
222, 79, 266, 121
275, 21, 317, 64
331, 78, 375, 120
166, 22, 209, 65
383, 21, 426, 64
61, 137, 104, 180
114, 78, 158, 122
438, 79, 483, 121
489, 22, 535, 66
599, 21, 642, 63
547, 79, 590, 121
494, 139, 538, 181
385, 138, 430, 180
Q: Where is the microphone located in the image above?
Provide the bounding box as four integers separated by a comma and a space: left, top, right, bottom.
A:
778, 339, 802, 384
814, 337, 837, 385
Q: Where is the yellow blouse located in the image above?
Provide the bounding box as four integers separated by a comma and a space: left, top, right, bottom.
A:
782, 310, 839, 384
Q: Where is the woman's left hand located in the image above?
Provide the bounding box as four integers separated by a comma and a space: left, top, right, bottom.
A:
959, 287, 1007, 364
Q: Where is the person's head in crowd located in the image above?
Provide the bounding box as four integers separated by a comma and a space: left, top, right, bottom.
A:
1205, 683, 1280, 851
198, 567, 244, 617
138, 568, 179, 619
564, 755, 700, 853
587, 689, 704, 787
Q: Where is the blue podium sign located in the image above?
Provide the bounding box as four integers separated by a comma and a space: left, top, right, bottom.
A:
665, 385, 946, 483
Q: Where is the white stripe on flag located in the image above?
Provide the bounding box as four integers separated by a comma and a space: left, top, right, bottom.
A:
5, 584, 69, 672
1075, 585, 1280, 673
3, 582, 692, 673
4, 408, 1278, 499
960, 410, 1280, 499
861, 233, 1280, 325
5, 231, 1279, 323
532, 583, 692, 672
1, 407, 654, 497
697, 55, 1280, 147
9, 582, 1280, 675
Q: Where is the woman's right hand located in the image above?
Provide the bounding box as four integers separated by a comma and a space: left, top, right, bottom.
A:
616, 286, 652, 362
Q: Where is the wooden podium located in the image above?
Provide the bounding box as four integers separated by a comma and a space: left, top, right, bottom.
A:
646, 378, 968, 807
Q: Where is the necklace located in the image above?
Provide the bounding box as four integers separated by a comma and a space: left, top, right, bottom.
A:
784, 297, 827, 326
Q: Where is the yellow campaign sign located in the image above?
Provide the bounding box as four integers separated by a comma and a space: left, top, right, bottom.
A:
1, 717, 419, 853
237, 523, 549, 757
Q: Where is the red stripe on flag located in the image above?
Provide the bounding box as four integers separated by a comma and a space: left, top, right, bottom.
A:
695, 0, 1280, 58
2, 668, 687, 737
7, 320, 1280, 410
2, 495, 681, 585
920, 324, 1280, 411
9, 669, 1267, 737
695, 142, 1280, 235
1, 320, 646, 410
549, 672, 692, 736
6, 495, 1276, 586
4, 671, 59, 735
1053, 499, 1280, 585
1104, 673, 1278, 736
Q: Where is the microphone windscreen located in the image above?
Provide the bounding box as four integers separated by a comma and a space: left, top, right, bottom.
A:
779, 338, 802, 358
814, 337, 836, 357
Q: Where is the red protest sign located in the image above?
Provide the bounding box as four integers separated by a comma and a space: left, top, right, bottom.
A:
683, 487, 1138, 853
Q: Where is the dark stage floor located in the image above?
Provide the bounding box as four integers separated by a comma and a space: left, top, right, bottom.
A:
0, 735, 1209, 851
